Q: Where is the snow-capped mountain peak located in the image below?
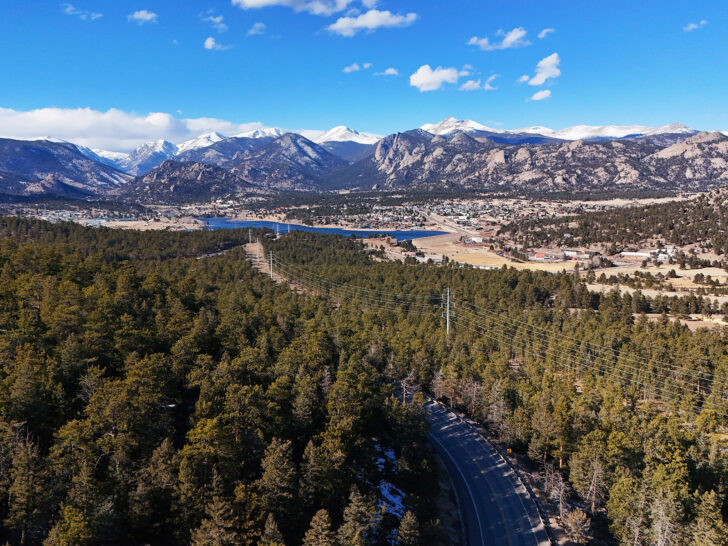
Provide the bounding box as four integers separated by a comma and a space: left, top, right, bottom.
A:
515, 123, 697, 141
313, 126, 382, 145
235, 127, 285, 139
176, 132, 226, 154
420, 117, 502, 135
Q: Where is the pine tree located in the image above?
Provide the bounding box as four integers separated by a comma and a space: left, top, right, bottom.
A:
260, 513, 285, 546
258, 438, 297, 525
8, 437, 47, 545
337, 487, 378, 545
190, 494, 240, 546
302, 509, 335, 546
397, 511, 419, 546
690, 490, 728, 546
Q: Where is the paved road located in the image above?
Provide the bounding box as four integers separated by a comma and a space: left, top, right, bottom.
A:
424, 400, 551, 546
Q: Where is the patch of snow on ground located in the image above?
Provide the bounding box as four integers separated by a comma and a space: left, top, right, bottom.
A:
379, 481, 406, 518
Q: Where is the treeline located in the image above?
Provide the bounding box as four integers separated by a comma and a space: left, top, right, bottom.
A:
268, 232, 728, 545
504, 191, 728, 255
0, 216, 253, 261
0, 218, 443, 545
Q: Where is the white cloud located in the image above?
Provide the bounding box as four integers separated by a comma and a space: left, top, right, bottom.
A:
458, 74, 499, 91
232, 0, 354, 16
483, 74, 499, 90
343, 62, 372, 73
202, 14, 228, 33
683, 20, 707, 32
516, 74, 529, 84
374, 67, 398, 76
61, 3, 102, 21
459, 79, 481, 91
204, 37, 232, 50
409, 65, 469, 92
528, 53, 561, 86
327, 9, 417, 37
468, 27, 530, 51
0, 106, 274, 152
529, 89, 551, 101
247, 22, 267, 35
538, 28, 555, 39
128, 9, 158, 25
361, 0, 377, 6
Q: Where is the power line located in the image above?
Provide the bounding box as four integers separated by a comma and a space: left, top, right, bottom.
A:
265, 251, 728, 415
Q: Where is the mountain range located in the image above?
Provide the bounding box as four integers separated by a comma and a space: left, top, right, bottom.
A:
2, 118, 728, 201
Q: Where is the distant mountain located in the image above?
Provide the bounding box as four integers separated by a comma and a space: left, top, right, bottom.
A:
121, 160, 255, 203
310, 126, 381, 162
420, 117, 698, 143
421, 117, 500, 135
0, 138, 130, 197
330, 130, 728, 193
176, 132, 227, 154
235, 127, 285, 139
232, 133, 348, 190
119, 140, 178, 176
175, 136, 273, 167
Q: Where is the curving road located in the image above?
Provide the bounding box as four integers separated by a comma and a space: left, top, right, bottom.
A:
424, 399, 551, 546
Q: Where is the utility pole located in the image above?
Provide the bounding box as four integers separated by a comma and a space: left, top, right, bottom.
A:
248, 228, 251, 245
269, 251, 273, 280
446, 287, 450, 336
256, 238, 260, 262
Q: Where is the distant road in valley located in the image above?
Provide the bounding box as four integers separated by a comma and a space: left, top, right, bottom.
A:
424, 399, 551, 546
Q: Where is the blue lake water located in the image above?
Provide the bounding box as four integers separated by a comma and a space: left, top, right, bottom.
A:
200, 218, 446, 241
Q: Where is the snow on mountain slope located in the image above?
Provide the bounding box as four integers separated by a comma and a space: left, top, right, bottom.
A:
420, 117, 503, 135
235, 127, 285, 139
312, 126, 382, 145
515, 123, 696, 140
421, 117, 697, 141
176, 132, 226, 154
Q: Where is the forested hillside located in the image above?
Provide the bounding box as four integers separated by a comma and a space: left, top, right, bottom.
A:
504, 189, 728, 255
1, 220, 727, 545
0, 219, 439, 545
267, 233, 728, 545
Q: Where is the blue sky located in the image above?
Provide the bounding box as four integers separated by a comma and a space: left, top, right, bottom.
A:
0, 0, 725, 150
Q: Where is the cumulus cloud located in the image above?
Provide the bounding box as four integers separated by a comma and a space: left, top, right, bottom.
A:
202, 14, 228, 32
232, 0, 354, 16
538, 28, 555, 39
516, 74, 529, 84
528, 53, 561, 86
0, 106, 274, 152
684, 20, 707, 32
204, 37, 232, 50
61, 3, 102, 21
327, 9, 417, 37
409, 65, 469, 92
247, 22, 266, 35
374, 67, 398, 76
468, 27, 530, 51
529, 89, 551, 101
128, 9, 158, 25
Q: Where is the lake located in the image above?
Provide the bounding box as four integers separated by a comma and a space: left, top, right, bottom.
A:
200, 218, 447, 241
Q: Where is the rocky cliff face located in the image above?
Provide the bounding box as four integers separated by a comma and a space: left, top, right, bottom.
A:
333, 130, 728, 192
